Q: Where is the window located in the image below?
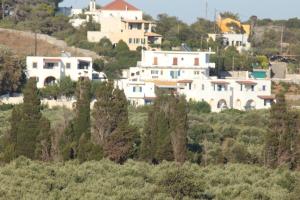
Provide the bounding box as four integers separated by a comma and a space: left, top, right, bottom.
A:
133, 86, 136, 92
44, 62, 56, 69
153, 57, 158, 65
129, 38, 132, 44
170, 71, 180, 79
251, 85, 255, 91
217, 85, 222, 91
264, 100, 267, 106
141, 39, 145, 44
173, 57, 178, 65
188, 83, 192, 90
136, 38, 140, 44
202, 84, 205, 90
240, 85, 243, 91
151, 70, 159, 75
194, 58, 199, 66
139, 87, 143, 92
33, 62, 37, 68
66, 63, 71, 69
262, 85, 266, 91
78, 61, 90, 70
194, 71, 200, 75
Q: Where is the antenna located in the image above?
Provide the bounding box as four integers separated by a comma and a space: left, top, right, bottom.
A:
205, 0, 208, 19
214, 9, 217, 34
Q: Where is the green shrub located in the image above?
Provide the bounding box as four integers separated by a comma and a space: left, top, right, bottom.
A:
0, 104, 13, 111
157, 167, 206, 199
189, 101, 211, 113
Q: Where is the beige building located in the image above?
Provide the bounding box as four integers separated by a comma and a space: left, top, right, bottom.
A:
86, 0, 162, 50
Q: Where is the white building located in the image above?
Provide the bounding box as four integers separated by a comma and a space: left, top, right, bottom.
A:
85, 0, 162, 50
117, 50, 274, 112
208, 33, 251, 52
26, 56, 105, 88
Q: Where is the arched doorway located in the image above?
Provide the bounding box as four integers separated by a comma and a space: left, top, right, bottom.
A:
245, 100, 256, 110
44, 76, 56, 86
217, 99, 228, 110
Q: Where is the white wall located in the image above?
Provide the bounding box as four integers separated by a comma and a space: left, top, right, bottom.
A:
26, 56, 93, 88
118, 50, 273, 112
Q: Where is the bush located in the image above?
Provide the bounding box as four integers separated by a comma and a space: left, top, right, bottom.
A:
189, 101, 211, 113
158, 167, 206, 199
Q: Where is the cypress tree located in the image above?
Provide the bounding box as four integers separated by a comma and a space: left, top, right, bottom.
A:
92, 81, 128, 144
1, 105, 22, 162
265, 93, 299, 168
15, 78, 42, 159
92, 81, 136, 162
140, 93, 188, 164
35, 117, 52, 161
61, 77, 95, 161
73, 77, 91, 140
169, 95, 188, 163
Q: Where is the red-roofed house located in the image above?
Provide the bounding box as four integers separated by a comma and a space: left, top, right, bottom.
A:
86, 0, 162, 50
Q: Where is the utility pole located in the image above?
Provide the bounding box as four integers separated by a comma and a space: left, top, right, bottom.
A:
34, 30, 37, 56
214, 9, 217, 34
280, 25, 284, 55
200, 35, 203, 50
232, 56, 235, 71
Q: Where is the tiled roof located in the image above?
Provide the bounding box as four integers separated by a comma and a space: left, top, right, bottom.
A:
102, 0, 139, 11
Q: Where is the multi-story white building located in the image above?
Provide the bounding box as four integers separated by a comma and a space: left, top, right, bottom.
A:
26, 56, 104, 88
86, 0, 162, 50
208, 33, 251, 52
117, 50, 274, 112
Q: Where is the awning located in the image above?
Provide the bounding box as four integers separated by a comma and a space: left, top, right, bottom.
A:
211, 80, 229, 84
43, 58, 61, 63
78, 60, 90, 63
177, 80, 193, 84
258, 95, 275, 100
145, 32, 162, 37
236, 80, 257, 85
144, 96, 156, 100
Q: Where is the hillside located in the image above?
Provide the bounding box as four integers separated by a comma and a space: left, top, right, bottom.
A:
0, 28, 100, 58
0, 157, 298, 200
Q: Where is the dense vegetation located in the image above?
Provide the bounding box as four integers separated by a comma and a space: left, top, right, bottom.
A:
0, 157, 299, 200
0, 80, 300, 199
